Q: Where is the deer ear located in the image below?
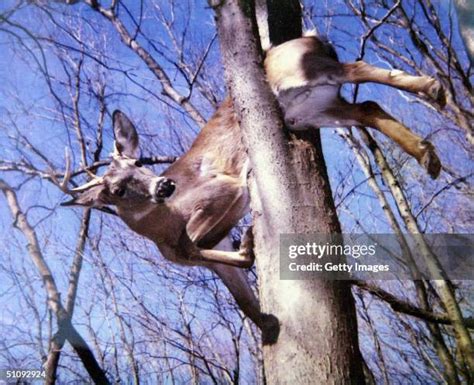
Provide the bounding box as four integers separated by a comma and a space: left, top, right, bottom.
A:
61, 184, 109, 208
113, 110, 140, 158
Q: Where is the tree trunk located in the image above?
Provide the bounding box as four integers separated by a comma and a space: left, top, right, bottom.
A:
212, 0, 365, 383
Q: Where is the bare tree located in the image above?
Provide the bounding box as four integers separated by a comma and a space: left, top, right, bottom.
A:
0, 0, 472, 384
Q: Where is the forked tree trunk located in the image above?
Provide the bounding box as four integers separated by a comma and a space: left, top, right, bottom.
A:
212, 0, 365, 383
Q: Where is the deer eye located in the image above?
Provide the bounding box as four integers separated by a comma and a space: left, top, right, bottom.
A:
134, 160, 143, 167
114, 187, 126, 197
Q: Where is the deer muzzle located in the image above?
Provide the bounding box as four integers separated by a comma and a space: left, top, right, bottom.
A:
151, 177, 176, 203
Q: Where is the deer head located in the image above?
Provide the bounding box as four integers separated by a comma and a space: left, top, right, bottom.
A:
63, 110, 176, 209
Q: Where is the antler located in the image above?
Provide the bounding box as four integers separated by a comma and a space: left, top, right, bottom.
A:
60, 147, 72, 192
70, 176, 104, 192
51, 147, 73, 194
82, 164, 100, 180
53, 147, 104, 194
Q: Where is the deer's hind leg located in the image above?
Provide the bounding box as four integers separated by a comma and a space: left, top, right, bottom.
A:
282, 90, 441, 178
334, 101, 442, 179
342, 61, 446, 106
298, 53, 444, 105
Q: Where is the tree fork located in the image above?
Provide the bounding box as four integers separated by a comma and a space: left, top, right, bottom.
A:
212, 0, 365, 382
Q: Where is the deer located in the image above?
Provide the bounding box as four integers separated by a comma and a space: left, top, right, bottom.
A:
61, 35, 445, 344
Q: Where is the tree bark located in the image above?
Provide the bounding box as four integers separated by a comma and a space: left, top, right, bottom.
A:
212, 0, 365, 383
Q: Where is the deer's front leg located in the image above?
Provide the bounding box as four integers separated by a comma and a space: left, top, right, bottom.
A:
209, 262, 280, 344
193, 227, 255, 268
185, 175, 248, 245
342, 61, 446, 106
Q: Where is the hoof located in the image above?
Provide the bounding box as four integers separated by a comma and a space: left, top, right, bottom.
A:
426, 79, 446, 108
260, 314, 280, 345
419, 141, 441, 179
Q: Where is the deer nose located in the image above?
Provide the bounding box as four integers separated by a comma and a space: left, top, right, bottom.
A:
154, 178, 176, 200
